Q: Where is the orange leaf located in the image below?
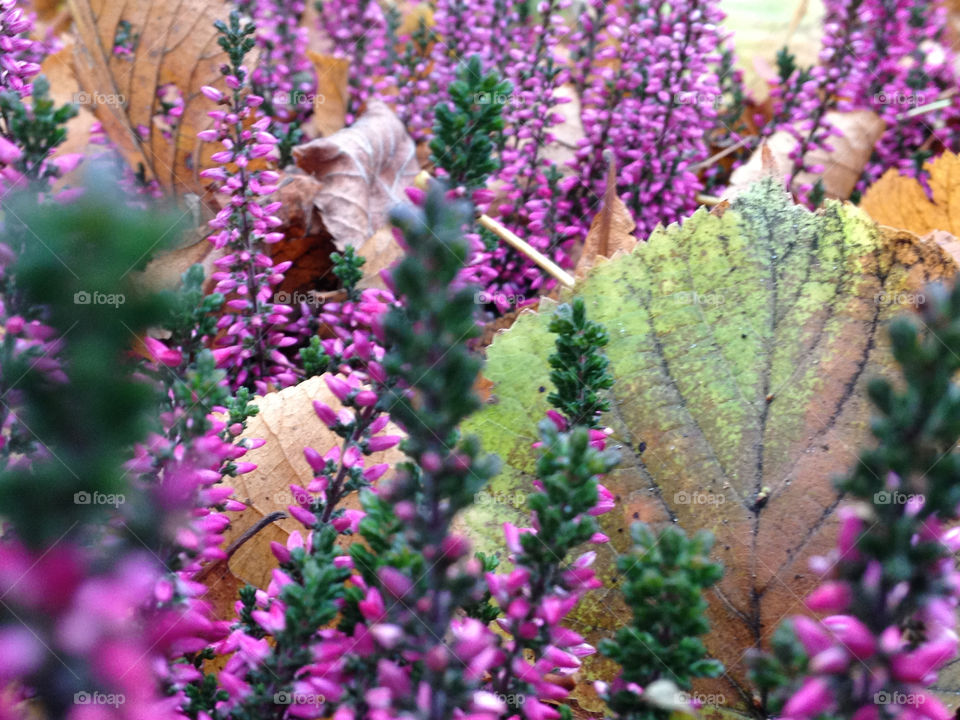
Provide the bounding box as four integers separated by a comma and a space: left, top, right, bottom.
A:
860, 152, 960, 236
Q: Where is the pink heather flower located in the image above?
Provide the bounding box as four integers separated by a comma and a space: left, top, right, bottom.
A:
806, 581, 852, 612
783, 677, 835, 718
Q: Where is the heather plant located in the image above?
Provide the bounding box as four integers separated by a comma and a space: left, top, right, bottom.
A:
429, 55, 510, 195
316, 0, 390, 123
198, 11, 298, 393
0, 175, 200, 719
487, 296, 620, 717
247, 0, 314, 166
750, 281, 960, 719
597, 524, 724, 720
563, 0, 725, 238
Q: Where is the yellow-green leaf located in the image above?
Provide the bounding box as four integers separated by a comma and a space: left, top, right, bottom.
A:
461, 180, 957, 713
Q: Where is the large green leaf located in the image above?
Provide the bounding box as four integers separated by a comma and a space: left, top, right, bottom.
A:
461, 181, 957, 714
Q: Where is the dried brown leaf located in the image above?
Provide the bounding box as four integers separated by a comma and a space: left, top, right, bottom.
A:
68, 0, 237, 198
576, 155, 637, 279
292, 100, 420, 250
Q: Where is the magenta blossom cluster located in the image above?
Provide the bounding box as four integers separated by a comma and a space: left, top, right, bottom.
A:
248, 0, 315, 137
563, 0, 725, 238
857, 0, 960, 191
0, 0, 42, 97
317, 0, 390, 124
780, 495, 960, 720
198, 79, 298, 393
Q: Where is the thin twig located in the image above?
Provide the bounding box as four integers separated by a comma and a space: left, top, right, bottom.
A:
414, 171, 576, 288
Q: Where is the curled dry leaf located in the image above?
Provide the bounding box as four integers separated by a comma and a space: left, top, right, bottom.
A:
728, 110, 885, 200
292, 100, 420, 250
575, 154, 637, 279
267, 172, 337, 296
220, 375, 405, 589
461, 180, 958, 713
68, 0, 237, 199
860, 151, 960, 236
356, 225, 405, 291
40, 41, 99, 170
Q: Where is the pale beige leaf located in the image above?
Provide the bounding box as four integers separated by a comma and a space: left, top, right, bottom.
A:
356, 225, 405, 291
728, 110, 885, 201
539, 84, 585, 172
292, 100, 420, 250
223, 375, 405, 588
